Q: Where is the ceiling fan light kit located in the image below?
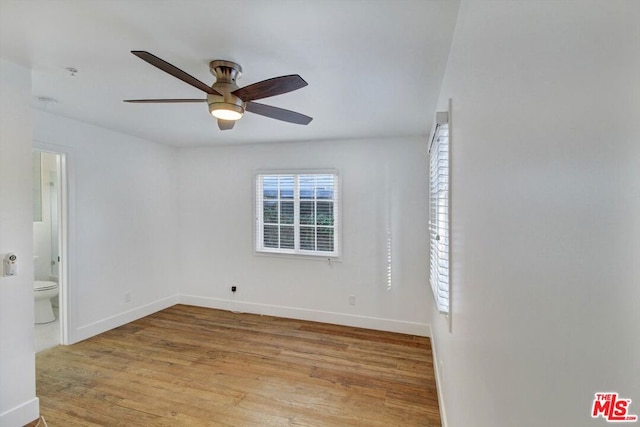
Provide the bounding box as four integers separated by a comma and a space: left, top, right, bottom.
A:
125, 51, 312, 131
209, 103, 243, 121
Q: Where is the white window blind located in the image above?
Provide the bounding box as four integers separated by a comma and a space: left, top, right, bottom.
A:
429, 113, 450, 314
256, 172, 339, 257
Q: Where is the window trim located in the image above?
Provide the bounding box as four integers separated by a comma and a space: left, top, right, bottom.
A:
254, 169, 341, 259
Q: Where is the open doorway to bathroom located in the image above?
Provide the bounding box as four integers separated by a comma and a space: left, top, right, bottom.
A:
33, 149, 67, 352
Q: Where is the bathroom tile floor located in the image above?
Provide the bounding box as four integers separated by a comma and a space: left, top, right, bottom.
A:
35, 315, 59, 352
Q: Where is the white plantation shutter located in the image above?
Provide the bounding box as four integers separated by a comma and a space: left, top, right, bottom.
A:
256, 172, 339, 257
429, 113, 450, 314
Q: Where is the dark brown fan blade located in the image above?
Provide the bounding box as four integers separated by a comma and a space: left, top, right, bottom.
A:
124, 99, 206, 103
245, 102, 312, 125
218, 119, 235, 130
131, 51, 220, 95
232, 75, 307, 102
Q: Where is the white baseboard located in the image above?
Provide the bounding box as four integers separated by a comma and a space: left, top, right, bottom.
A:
0, 397, 39, 427
429, 324, 448, 427
179, 295, 431, 337
65, 293, 429, 343
69, 294, 180, 344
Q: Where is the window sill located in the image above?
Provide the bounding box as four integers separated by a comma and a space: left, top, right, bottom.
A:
253, 250, 342, 263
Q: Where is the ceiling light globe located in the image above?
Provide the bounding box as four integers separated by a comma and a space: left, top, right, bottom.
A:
209, 103, 244, 121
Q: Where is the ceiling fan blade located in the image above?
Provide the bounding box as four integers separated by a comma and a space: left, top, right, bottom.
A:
218, 119, 235, 130
131, 51, 220, 95
246, 102, 312, 125
124, 99, 207, 103
232, 75, 307, 102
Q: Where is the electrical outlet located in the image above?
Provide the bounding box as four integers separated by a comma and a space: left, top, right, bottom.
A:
349, 295, 356, 306
231, 286, 237, 293
124, 292, 132, 303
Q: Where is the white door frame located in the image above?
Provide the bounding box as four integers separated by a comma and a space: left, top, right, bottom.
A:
33, 144, 69, 345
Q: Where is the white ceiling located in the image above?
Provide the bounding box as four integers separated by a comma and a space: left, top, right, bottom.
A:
0, 0, 460, 147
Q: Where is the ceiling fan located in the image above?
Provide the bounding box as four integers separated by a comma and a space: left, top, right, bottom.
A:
124, 51, 312, 131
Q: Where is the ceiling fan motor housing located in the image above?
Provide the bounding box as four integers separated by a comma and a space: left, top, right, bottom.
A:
208, 60, 245, 117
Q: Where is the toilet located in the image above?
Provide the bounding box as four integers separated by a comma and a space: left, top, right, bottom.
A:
34, 280, 59, 324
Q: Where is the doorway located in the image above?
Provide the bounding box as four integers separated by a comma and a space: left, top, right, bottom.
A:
33, 149, 67, 351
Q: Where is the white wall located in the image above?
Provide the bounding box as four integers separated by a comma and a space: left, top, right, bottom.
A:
430, 2, 640, 427
0, 60, 39, 426
178, 137, 432, 335
33, 110, 181, 343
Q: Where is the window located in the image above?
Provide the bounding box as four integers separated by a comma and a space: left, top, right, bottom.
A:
256, 172, 339, 257
429, 112, 450, 314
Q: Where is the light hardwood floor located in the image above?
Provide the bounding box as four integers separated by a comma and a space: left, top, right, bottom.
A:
30, 305, 441, 426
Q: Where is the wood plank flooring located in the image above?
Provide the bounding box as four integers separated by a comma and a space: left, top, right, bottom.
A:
30, 305, 441, 426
